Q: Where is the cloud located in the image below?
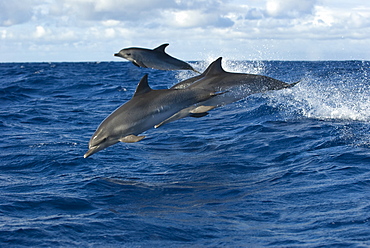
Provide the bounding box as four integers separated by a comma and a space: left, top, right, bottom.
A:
265, 0, 318, 18
34, 26, 47, 38
162, 9, 234, 28
310, 5, 370, 39
1, 0, 370, 61
48, 0, 177, 22
0, 1, 34, 26
44, 0, 234, 29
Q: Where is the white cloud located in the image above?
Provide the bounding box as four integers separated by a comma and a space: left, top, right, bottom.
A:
162, 9, 234, 28
101, 19, 121, 27
49, 0, 176, 22
0, 0, 34, 26
34, 26, 47, 38
266, 0, 317, 18
1, 0, 370, 61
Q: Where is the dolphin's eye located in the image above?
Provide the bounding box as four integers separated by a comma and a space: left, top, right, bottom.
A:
126, 53, 131, 56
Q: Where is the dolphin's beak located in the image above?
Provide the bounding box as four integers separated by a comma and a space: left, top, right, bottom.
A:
84, 146, 99, 158
114, 53, 121, 57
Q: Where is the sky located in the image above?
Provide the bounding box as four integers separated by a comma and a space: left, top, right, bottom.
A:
1, 0, 370, 62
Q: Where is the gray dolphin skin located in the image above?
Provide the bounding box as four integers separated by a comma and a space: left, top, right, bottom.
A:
114, 43, 200, 73
154, 57, 298, 128
84, 74, 220, 158
172, 57, 296, 93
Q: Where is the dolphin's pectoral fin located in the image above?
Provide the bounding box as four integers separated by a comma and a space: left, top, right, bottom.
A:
189, 112, 209, 118
190, 105, 216, 113
119, 134, 145, 143
132, 61, 141, 67
189, 105, 216, 118
154, 107, 195, 128
132, 60, 148, 68
154, 105, 216, 128
188, 105, 216, 118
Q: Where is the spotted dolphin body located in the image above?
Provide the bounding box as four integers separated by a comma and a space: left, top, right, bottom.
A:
84, 75, 220, 158
154, 57, 298, 128
114, 43, 200, 73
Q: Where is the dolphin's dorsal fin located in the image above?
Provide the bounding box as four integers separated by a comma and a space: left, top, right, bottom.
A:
153, 43, 169, 53
204, 57, 226, 77
133, 74, 152, 97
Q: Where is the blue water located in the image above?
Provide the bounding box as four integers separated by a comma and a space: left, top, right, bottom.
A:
1, 60, 370, 247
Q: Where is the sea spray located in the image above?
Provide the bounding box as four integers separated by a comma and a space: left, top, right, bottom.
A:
268, 76, 370, 122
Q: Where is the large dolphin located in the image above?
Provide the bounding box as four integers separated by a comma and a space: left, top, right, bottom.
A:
114, 43, 200, 73
84, 74, 220, 158
154, 57, 298, 128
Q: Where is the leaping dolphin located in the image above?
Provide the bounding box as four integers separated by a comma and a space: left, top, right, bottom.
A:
114, 43, 200, 73
84, 74, 220, 158
154, 57, 298, 128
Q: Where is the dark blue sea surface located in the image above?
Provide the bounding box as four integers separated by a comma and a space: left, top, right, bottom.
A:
1, 60, 369, 247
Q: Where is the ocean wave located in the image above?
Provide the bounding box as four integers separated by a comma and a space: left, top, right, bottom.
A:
1, 61, 370, 247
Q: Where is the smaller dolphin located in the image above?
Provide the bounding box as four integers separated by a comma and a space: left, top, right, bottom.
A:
114, 43, 200, 73
154, 57, 298, 128
84, 74, 220, 158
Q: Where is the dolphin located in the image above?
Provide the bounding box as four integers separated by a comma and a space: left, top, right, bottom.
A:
84, 74, 220, 158
154, 57, 298, 128
114, 43, 200, 73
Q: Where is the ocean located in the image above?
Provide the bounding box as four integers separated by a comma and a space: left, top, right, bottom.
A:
0, 60, 369, 247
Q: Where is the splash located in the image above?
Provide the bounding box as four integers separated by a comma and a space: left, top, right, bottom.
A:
176, 60, 370, 123
269, 76, 370, 122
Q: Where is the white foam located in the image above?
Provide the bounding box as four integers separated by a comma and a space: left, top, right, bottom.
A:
177, 60, 370, 123
269, 77, 370, 122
